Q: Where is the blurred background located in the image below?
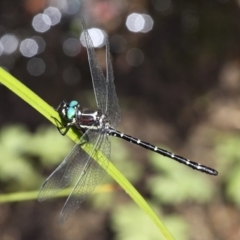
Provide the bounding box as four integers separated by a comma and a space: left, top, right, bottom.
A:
0, 0, 240, 239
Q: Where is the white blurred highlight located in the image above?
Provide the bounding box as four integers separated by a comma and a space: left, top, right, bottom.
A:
80, 28, 105, 48
20, 38, 39, 57
0, 34, 18, 54
126, 13, 153, 33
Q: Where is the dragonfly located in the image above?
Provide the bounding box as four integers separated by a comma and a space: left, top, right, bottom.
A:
38, 19, 218, 225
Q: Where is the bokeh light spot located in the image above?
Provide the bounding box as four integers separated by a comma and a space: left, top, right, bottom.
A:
0, 34, 18, 54
80, 28, 105, 48
63, 38, 81, 56
181, 10, 199, 33
126, 48, 144, 66
47, 0, 80, 14
20, 38, 39, 57
126, 13, 144, 32
63, 0, 81, 15
44, 6, 62, 26
126, 13, 153, 33
32, 36, 46, 54
152, 0, 172, 12
141, 14, 154, 33
32, 13, 51, 33
27, 58, 46, 76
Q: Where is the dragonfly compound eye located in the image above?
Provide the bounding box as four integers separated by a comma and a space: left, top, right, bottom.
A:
66, 107, 77, 120
69, 100, 79, 108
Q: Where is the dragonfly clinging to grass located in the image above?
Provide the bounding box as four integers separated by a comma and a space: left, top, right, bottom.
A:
38, 19, 218, 225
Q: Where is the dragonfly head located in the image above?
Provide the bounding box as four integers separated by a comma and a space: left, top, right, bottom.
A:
60, 100, 81, 122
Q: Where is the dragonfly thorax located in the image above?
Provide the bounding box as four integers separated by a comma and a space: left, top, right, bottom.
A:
78, 110, 109, 131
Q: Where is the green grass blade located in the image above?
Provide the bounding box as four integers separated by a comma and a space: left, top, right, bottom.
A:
0, 184, 115, 203
0, 67, 175, 240
0, 190, 39, 202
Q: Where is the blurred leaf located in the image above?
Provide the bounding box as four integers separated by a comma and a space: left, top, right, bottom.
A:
112, 203, 189, 240
225, 165, 240, 205
0, 125, 30, 152
215, 134, 240, 175
26, 125, 72, 167
148, 149, 216, 204
0, 124, 73, 191
89, 184, 117, 211
112, 203, 165, 240
215, 133, 240, 204
163, 215, 190, 240
0, 125, 41, 190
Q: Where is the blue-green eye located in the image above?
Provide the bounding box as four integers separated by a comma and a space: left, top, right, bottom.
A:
69, 100, 78, 108
67, 107, 76, 120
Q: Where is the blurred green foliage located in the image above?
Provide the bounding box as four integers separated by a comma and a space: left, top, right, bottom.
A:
0, 125, 71, 192
147, 147, 216, 204
215, 134, 240, 205
112, 203, 163, 240
111, 203, 189, 240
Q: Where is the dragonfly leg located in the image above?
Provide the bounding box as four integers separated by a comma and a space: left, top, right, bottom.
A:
52, 116, 72, 135
56, 100, 67, 112
57, 124, 71, 136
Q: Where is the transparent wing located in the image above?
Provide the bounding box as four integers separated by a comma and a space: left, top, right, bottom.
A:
105, 36, 121, 128
59, 132, 110, 225
38, 129, 101, 202
81, 19, 107, 113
